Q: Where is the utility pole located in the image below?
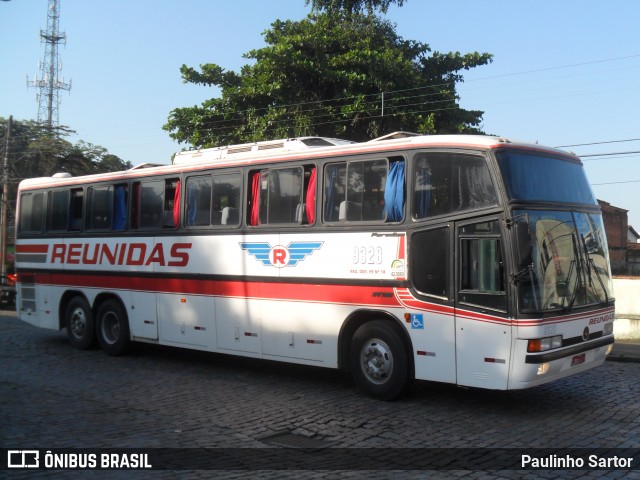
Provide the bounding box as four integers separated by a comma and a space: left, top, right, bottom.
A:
27, 0, 72, 132
1, 115, 11, 278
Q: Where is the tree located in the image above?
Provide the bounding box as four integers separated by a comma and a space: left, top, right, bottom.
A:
164, 9, 492, 148
0, 118, 132, 213
306, 0, 406, 15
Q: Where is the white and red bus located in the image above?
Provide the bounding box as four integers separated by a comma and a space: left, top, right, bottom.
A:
14, 133, 615, 399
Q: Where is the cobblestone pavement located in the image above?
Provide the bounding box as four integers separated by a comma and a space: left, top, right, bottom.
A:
2, 311, 639, 480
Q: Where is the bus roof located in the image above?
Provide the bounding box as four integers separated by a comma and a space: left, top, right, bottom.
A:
18, 133, 577, 190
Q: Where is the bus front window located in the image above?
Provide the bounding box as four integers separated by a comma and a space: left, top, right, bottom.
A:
511, 210, 614, 313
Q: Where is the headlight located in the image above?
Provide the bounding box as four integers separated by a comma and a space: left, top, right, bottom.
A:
527, 335, 563, 353
603, 322, 614, 336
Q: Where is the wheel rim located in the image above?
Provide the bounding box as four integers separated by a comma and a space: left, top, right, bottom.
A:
101, 311, 120, 345
69, 307, 87, 339
359, 338, 394, 385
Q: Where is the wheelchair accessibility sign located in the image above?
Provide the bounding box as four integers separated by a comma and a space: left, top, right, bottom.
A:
410, 313, 424, 329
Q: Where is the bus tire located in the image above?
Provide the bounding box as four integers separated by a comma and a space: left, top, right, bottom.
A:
350, 320, 411, 400
65, 296, 95, 350
96, 299, 130, 356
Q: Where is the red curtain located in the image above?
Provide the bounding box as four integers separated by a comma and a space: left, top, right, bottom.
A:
250, 172, 261, 226
173, 180, 181, 227
305, 168, 316, 224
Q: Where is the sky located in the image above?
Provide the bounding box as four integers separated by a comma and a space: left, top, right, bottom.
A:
1, 0, 639, 228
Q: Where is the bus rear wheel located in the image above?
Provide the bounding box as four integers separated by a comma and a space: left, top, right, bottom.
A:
65, 296, 95, 350
350, 320, 411, 400
96, 299, 130, 356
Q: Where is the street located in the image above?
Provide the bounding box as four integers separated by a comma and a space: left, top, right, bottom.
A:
1, 311, 639, 479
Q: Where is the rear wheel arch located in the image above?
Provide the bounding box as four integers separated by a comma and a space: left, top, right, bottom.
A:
338, 310, 415, 375
59, 290, 88, 330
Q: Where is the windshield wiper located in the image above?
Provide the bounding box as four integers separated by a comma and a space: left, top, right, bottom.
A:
511, 263, 533, 285
564, 233, 582, 313
581, 234, 610, 306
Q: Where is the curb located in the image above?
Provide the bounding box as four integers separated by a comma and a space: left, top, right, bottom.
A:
607, 341, 640, 364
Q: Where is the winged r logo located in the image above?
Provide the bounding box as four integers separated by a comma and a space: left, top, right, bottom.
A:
239, 241, 324, 268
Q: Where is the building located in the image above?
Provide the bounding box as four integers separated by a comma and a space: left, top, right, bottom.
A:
599, 200, 629, 275
598, 200, 640, 276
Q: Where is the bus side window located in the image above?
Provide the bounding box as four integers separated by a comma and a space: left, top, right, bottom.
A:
410, 227, 449, 298
346, 159, 387, 221
412, 153, 497, 220
248, 167, 304, 225
458, 221, 506, 312
138, 180, 164, 229
47, 190, 69, 232
212, 172, 241, 226
86, 186, 113, 230
324, 158, 402, 223
323, 163, 346, 222
69, 189, 84, 231
18, 192, 45, 234
186, 175, 212, 227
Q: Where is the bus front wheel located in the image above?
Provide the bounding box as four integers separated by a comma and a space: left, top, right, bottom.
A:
350, 320, 411, 400
65, 296, 95, 350
96, 299, 130, 356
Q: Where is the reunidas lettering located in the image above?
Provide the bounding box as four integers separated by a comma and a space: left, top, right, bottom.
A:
50, 243, 191, 267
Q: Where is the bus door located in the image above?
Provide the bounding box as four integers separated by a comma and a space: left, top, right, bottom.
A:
454, 218, 511, 389
408, 224, 457, 384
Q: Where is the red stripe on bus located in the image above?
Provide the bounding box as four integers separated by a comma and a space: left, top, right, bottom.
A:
15, 244, 49, 254
32, 272, 403, 308
19, 271, 610, 327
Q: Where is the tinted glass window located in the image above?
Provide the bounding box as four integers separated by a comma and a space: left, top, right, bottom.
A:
186, 176, 212, 227
212, 173, 241, 226
87, 186, 114, 230
186, 173, 242, 227
410, 227, 449, 298
69, 189, 83, 231
497, 151, 596, 205
458, 220, 506, 312
324, 158, 403, 223
250, 167, 307, 225
412, 153, 497, 219
139, 180, 164, 229
19, 192, 45, 233
459, 238, 506, 311
47, 190, 69, 231
266, 167, 303, 224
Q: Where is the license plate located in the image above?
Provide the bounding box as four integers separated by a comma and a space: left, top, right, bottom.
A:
571, 353, 586, 366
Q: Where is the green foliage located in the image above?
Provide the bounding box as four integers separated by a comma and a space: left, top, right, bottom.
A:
0, 118, 132, 213
164, 11, 492, 148
306, 0, 406, 15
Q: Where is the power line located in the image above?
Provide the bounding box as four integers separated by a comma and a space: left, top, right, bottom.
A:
592, 179, 640, 186
581, 150, 640, 158
557, 138, 640, 148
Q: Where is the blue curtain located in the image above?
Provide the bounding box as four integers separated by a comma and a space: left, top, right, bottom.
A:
416, 166, 431, 218
324, 167, 338, 221
186, 183, 198, 226
384, 161, 405, 222
112, 186, 126, 230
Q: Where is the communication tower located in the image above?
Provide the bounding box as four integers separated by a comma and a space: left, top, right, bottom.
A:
27, 0, 72, 131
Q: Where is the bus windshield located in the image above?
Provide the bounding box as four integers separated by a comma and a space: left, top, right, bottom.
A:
497, 150, 597, 205
511, 210, 614, 313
